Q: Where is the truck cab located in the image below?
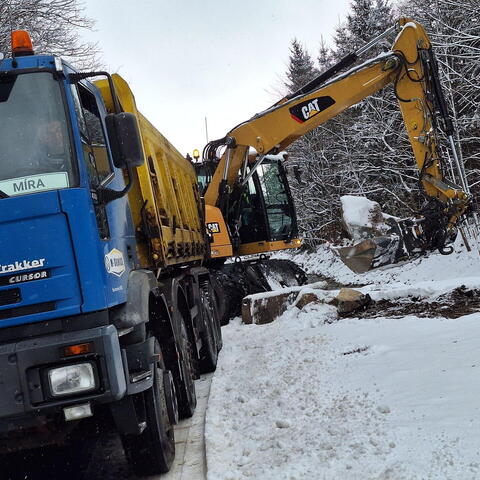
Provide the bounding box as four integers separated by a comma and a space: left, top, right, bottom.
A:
0, 51, 135, 329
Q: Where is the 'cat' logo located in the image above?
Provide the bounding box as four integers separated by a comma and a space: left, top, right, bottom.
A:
289, 96, 335, 123
207, 222, 220, 234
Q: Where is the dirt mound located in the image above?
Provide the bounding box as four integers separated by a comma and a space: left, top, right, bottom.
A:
350, 286, 480, 319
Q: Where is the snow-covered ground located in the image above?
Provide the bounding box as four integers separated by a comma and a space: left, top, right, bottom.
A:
276, 236, 480, 287
205, 242, 480, 479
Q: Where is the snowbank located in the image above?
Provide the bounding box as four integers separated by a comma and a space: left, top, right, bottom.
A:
274, 238, 480, 288
205, 244, 480, 479
206, 308, 480, 479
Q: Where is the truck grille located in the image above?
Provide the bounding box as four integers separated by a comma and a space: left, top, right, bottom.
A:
0, 302, 55, 320
0, 288, 21, 306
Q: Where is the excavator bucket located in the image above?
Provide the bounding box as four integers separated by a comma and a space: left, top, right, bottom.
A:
337, 195, 467, 274
337, 235, 404, 273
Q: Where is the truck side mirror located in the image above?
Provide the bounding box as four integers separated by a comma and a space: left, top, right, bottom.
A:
105, 112, 144, 169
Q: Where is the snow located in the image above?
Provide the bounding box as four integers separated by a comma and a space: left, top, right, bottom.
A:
339, 195, 393, 241
275, 237, 480, 288
320, 50, 394, 89
341, 195, 378, 230
205, 241, 480, 479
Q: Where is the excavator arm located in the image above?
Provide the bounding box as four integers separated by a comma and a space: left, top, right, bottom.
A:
203, 18, 472, 270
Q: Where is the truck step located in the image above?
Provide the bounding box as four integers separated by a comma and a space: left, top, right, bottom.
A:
129, 370, 151, 383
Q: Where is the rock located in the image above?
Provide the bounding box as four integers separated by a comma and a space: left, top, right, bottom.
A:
295, 292, 322, 310
275, 420, 291, 429
335, 288, 371, 315
340, 195, 394, 241
241, 290, 298, 324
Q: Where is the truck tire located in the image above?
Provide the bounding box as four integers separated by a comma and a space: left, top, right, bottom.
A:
209, 280, 223, 353
173, 315, 197, 418
199, 281, 221, 372
214, 307, 223, 353
121, 339, 175, 476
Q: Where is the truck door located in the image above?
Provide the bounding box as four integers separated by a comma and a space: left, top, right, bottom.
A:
70, 83, 112, 239
69, 82, 133, 305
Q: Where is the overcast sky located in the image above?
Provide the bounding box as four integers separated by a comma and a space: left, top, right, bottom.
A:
81, 0, 351, 156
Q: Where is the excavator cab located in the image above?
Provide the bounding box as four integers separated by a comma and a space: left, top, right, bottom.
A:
196, 151, 300, 259
233, 157, 299, 255
194, 158, 217, 196
198, 154, 305, 322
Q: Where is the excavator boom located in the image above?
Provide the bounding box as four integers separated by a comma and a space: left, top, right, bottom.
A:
201, 18, 472, 273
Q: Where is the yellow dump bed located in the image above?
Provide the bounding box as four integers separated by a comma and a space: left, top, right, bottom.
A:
96, 74, 206, 269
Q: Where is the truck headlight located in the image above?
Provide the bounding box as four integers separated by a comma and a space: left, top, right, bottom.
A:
48, 363, 96, 397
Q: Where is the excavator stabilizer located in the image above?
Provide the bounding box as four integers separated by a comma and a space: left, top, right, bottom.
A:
211, 258, 307, 324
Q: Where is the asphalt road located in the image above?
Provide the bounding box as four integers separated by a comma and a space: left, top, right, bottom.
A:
1, 375, 213, 480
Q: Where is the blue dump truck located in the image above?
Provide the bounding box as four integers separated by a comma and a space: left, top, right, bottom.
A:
0, 31, 222, 475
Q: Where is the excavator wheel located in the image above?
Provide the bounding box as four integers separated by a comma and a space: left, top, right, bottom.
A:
252, 258, 308, 288
211, 265, 249, 325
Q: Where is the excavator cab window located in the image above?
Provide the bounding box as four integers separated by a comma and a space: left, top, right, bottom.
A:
257, 161, 295, 240
237, 159, 298, 245
195, 159, 217, 196
238, 176, 268, 243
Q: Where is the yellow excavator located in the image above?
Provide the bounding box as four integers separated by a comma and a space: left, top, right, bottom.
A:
197, 17, 473, 316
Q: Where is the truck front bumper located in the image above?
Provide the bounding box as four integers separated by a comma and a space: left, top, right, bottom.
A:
0, 324, 126, 432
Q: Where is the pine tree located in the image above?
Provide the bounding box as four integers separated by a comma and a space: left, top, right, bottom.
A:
283, 39, 323, 241
284, 39, 318, 94
317, 36, 333, 71
344, 0, 393, 48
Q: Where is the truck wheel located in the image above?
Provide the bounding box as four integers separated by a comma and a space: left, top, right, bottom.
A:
173, 316, 197, 418
199, 281, 219, 373
121, 340, 175, 476
164, 370, 179, 425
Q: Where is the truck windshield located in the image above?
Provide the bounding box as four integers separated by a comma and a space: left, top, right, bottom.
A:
0, 72, 74, 196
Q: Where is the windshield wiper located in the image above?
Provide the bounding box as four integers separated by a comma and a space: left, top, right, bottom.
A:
0, 189, 9, 198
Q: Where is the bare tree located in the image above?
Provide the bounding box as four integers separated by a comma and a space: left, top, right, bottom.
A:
398, 0, 480, 193
0, 0, 101, 70
282, 0, 479, 243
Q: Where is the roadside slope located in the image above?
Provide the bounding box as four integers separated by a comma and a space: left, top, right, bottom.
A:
205, 246, 480, 479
